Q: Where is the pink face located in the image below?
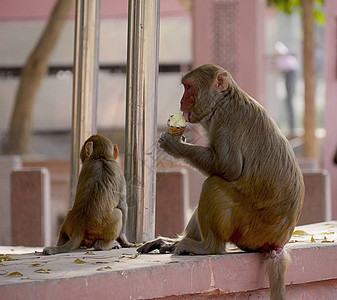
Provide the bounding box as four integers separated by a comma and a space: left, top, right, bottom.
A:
180, 83, 195, 122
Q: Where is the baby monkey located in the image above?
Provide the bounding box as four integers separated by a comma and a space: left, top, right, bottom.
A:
43, 135, 131, 255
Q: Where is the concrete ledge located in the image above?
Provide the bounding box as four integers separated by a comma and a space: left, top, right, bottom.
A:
0, 222, 337, 299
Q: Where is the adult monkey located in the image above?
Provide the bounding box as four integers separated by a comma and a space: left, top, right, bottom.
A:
43, 135, 131, 255
138, 64, 304, 300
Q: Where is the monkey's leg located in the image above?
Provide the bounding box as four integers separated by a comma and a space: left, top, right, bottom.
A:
56, 229, 69, 246
94, 208, 123, 251
159, 208, 202, 254
138, 206, 202, 254
174, 176, 232, 255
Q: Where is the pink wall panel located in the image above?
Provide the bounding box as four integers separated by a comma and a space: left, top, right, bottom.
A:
192, 0, 265, 105
0, 0, 188, 21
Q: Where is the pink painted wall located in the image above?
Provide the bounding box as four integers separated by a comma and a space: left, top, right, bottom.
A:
0, 0, 189, 21
192, 0, 265, 105
323, 0, 337, 219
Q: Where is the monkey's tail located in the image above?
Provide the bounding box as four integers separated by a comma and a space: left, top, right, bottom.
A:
266, 248, 291, 300
43, 232, 83, 255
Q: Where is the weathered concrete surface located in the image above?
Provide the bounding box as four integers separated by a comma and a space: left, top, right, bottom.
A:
0, 222, 337, 299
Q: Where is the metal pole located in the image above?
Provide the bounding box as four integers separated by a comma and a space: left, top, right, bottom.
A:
125, 0, 160, 242
70, 0, 100, 203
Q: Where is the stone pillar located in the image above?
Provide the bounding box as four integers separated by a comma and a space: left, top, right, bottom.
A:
0, 156, 22, 245
323, 0, 337, 219
11, 168, 51, 247
192, 0, 265, 104
155, 169, 189, 237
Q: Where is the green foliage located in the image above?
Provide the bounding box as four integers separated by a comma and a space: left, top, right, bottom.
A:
267, 0, 325, 24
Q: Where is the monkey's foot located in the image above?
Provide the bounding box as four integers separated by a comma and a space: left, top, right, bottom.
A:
137, 237, 177, 254
94, 240, 121, 251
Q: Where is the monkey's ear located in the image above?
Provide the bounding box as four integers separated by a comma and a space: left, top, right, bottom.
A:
85, 141, 94, 158
215, 72, 229, 92
113, 144, 119, 160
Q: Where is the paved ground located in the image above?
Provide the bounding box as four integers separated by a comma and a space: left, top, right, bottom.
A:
0, 221, 336, 287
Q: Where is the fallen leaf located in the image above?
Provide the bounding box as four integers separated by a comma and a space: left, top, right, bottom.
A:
293, 230, 309, 236
7, 271, 23, 277
34, 268, 51, 274
311, 236, 316, 243
30, 263, 41, 267
228, 247, 240, 251
0, 256, 18, 263
74, 258, 86, 264
289, 240, 300, 243
85, 251, 95, 255
97, 266, 112, 271
91, 261, 109, 264
322, 236, 335, 243
131, 253, 141, 259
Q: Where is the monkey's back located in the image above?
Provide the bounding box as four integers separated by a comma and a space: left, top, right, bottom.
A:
214, 95, 304, 251
66, 158, 126, 242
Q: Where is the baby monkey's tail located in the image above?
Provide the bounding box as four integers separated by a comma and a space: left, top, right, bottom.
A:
43, 232, 83, 255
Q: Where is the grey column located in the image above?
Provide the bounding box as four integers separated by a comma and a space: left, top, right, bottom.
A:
70, 0, 100, 203
125, 0, 160, 242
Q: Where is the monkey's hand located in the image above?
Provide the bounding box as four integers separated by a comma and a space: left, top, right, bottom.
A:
137, 237, 178, 254
158, 132, 186, 158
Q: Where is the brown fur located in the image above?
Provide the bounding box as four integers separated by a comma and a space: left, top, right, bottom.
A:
138, 64, 304, 299
43, 135, 131, 255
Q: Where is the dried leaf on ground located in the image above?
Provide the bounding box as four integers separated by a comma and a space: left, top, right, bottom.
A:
30, 263, 41, 267
166, 261, 180, 264
74, 258, 86, 264
293, 230, 309, 236
97, 266, 112, 271
0, 256, 19, 263
322, 236, 335, 243
131, 253, 141, 259
7, 271, 23, 277
34, 268, 51, 274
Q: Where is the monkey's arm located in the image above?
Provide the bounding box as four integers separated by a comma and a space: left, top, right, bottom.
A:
159, 132, 243, 181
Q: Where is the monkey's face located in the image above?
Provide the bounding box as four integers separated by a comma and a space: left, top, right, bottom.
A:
180, 64, 230, 124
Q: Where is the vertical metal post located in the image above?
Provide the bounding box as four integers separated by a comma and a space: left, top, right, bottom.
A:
125, 0, 160, 242
70, 0, 100, 203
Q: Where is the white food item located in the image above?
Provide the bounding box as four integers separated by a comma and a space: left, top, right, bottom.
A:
167, 112, 186, 128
